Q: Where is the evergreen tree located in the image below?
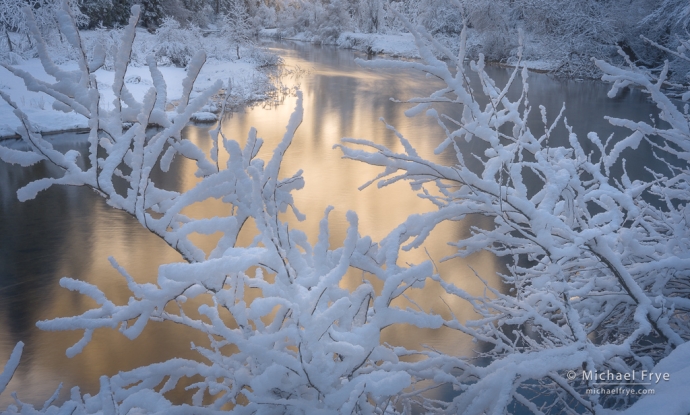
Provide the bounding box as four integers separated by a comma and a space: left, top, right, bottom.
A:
80, 0, 132, 28
140, 0, 164, 27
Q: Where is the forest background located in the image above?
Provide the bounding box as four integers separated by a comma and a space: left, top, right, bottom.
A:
2, 0, 690, 79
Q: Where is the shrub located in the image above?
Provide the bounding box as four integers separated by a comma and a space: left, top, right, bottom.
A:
154, 17, 202, 67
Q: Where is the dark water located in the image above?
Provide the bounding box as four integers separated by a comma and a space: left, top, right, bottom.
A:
0, 41, 661, 406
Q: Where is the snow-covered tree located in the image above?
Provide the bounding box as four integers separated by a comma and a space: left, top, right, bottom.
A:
79, 0, 132, 28
339, 9, 690, 414
0, 0, 23, 52
154, 17, 203, 66
0, 3, 446, 413
140, 0, 164, 27
1, 0, 86, 53
634, 0, 690, 82
252, 2, 277, 28
413, 0, 463, 35
221, 0, 253, 58
315, 0, 351, 42
353, 0, 385, 33
2, 0, 690, 414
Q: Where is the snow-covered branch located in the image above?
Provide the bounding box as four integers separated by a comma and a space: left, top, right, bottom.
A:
0, 3, 449, 413
339, 16, 690, 414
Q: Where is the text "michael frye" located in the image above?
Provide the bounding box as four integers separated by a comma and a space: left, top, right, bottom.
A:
583, 370, 670, 383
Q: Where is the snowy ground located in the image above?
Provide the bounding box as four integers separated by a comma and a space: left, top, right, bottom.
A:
261, 28, 560, 73
0, 27, 564, 140
337, 31, 420, 58
0, 30, 278, 139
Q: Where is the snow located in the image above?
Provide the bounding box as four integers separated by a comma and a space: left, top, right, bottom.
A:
0, 30, 273, 139
270, 28, 562, 74
337, 31, 420, 58
621, 341, 690, 415
190, 112, 217, 122
259, 27, 280, 38
0, 343, 23, 396
2, 1, 689, 413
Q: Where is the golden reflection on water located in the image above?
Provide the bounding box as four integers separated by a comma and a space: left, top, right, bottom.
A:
180, 46, 506, 364
0, 43, 505, 406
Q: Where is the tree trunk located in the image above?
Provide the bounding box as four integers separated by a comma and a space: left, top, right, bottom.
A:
5, 30, 13, 53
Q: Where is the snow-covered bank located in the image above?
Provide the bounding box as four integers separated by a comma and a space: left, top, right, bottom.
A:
1, 26, 560, 141
0, 29, 279, 139
261, 28, 560, 74
337, 32, 419, 58
261, 29, 424, 59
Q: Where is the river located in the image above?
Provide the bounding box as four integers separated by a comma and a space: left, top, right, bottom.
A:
0, 41, 661, 406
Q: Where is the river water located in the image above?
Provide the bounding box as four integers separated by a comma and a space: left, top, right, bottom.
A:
0, 41, 660, 406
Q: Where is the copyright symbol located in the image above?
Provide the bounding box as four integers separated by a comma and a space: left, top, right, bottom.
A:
566, 370, 577, 380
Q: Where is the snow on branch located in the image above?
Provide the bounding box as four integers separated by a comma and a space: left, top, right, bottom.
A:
339, 12, 690, 415
0, 2, 451, 413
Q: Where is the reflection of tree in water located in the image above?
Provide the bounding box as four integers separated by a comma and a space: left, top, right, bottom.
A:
0, 140, 96, 356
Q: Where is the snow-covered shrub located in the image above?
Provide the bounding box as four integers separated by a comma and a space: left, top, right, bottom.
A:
3, 0, 689, 414
353, 0, 386, 33
160, 0, 194, 26
636, 0, 690, 79
1, 0, 86, 63
0, 0, 24, 54
315, 0, 352, 43
220, 0, 254, 58
276, 0, 317, 38
339, 9, 690, 414
457, 0, 518, 62
271, 0, 353, 44
84, 25, 121, 70
383, 0, 417, 33
245, 45, 281, 67
475, 29, 516, 62
154, 17, 202, 66
252, 3, 277, 29
0, 2, 448, 413
512, 0, 620, 76
414, 0, 463, 36
0, 30, 27, 62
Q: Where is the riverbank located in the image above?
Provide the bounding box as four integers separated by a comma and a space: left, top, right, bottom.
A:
261, 28, 561, 74
0, 29, 280, 140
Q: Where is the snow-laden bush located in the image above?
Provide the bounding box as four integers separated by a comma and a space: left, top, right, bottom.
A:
154, 17, 203, 67
338, 9, 690, 415
2, 1, 690, 414
273, 0, 353, 43
220, 0, 254, 59
0, 3, 446, 413
1, 0, 87, 63
222, 0, 253, 39
275, 1, 315, 39
636, 0, 690, 80
84, 25, 122, 70
414, 0, 463, 36
252, 3, 277, 29
244, 45, 281, 67
315, 0, 352, 43
515, 0, 620, 76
